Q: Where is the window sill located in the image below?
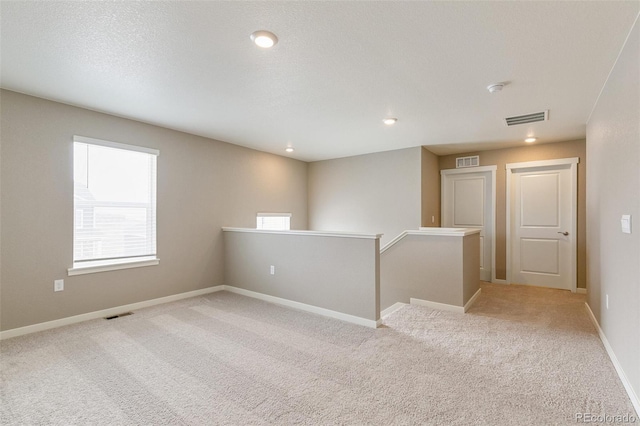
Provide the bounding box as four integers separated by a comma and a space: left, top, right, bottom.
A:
68, 257, 159, 276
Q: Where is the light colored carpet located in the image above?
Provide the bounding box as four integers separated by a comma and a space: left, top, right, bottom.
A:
1, 283, 635, 425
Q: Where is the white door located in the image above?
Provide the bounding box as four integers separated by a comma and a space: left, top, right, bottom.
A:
442, 167, 495, 282
507, 159, 578, 291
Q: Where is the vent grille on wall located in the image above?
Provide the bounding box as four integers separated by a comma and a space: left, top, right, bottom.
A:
504, 110, 549, 126
105, 312, 133, 320
456, 155, 479, 168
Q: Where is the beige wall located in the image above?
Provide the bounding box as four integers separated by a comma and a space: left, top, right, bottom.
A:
586, 19, 639, 404
438, 139, 586, 286
308, 147, 422, 246
224, 230, 380, 321
380, 233, 479, 310
421, 147, 441, 227
0, 90, 308, 331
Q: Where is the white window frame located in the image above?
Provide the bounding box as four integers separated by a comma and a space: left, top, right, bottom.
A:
68, 135, 160, 276
256, 213, 291, 231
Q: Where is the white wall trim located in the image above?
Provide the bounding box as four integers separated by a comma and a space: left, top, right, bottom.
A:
463, 288, 482, 312
0, 286, 225, 340
576, 288, 587, 294
490, 168, 497, 284
380, 231, 409, 253
256, 212, 292, 218
224, 286, 379, 328
381, 302, 407, 318
222, 227, 381, 240
68, 257, 159, 276
74, 135, 159, 156
505, 157, 578, 292
506, 164, 513, 285
1, 284, 382, 339
416, 228, 481, 237
381, 229, 481, 254
410, 297, 464, 314
492, 278, 508, 285
505, 157, 579, 170
410, 290, 481, 314
440, 165, 498, 175
584, 302, 640, 416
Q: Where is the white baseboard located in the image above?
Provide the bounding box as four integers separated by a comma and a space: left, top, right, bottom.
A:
410, 290, 482, 314
0, 286, 225, 340
584, 302, 640, 416
381, 302, 407, 318
1, 284, 381, 340
224, 286, 379, 329
576, 288, 587, 294
492, 279, 508, 284
410, 297, 464, 314
464, 288, 482, 312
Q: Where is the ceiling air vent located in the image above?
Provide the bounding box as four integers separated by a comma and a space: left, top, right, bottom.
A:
456, 155, 479, 168
504, 110, 549, 126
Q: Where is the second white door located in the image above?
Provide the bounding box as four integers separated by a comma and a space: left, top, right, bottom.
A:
442, 167, 495, 282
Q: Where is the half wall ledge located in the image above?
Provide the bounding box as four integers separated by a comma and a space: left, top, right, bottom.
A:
222, 227, 381, 327
221, 227, 382, 239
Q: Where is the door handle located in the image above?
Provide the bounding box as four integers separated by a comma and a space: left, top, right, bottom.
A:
557, 231, 569, 236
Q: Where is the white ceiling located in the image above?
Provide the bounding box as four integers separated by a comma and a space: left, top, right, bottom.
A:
1, 2, 638, 161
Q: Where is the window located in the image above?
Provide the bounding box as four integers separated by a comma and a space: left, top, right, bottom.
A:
69, 136, 158, 275
256, 213, 291, 231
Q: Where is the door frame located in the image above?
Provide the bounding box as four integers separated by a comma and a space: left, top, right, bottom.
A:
505, 157, 579, 292
441, 165, 497, 283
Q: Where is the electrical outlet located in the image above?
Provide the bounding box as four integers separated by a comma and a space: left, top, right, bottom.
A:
270, 265, 275, 275
621, 215, 631, 234
606, 294, 609, 310
431, 216, 435, 224
54, 279, 64, 292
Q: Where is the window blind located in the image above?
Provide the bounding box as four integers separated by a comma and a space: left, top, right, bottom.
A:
73, 136, 158, 265
256, 213, 291, 231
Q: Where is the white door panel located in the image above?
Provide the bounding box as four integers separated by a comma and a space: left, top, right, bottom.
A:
520, 238, 559, 274
453, 178, 484, 227
521, 174, 560, 227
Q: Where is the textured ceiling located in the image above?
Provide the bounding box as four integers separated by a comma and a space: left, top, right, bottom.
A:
1, 2, 638, 161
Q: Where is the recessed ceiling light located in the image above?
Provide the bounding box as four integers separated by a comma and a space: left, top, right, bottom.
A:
285, 147, 294, 153
250, 30, 278, 48
383, 118, 397, 125
525, 137, 537, 143
487, 84, 504, 93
